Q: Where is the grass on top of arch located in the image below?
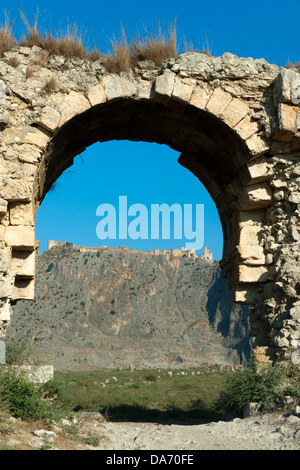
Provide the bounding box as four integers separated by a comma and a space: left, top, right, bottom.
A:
0, 11, 179, 70
0, 10, 215, 71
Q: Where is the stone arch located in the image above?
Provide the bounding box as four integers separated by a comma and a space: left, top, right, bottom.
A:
0, 47, 300, 364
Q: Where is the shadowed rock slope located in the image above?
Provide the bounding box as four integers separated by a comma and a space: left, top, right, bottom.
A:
7, 245, 251, 370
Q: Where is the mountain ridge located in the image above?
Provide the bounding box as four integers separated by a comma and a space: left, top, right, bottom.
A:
7, 244, 251, 370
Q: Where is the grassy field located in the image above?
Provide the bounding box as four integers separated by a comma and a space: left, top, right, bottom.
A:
54, 367, 232, 423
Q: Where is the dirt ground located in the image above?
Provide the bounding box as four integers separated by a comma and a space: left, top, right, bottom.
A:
1, 410, 299, 451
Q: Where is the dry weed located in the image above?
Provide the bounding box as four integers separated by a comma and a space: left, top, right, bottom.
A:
43, 76, 58, 93
130, 22, 177, 66
25, 65, 35, 79
7, 56, 20, 67
0, 14, 17, 57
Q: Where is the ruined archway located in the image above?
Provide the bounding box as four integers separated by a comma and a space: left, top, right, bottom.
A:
0, 47, 300, 364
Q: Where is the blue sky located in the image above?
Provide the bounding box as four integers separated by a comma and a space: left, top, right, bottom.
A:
3, 1, 299, 259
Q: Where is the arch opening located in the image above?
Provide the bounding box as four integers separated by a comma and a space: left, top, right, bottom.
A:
8, 137, 251, 375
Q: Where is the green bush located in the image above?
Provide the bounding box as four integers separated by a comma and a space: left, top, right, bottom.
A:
0, 370, 75, 422
143, 373, 158, 382
5, 339, 43, 367
0, 372, 50, 420
6, 340, 32, 366
217, 362, 299, 415
46, 262, 54, 272
41, 378, 75, 418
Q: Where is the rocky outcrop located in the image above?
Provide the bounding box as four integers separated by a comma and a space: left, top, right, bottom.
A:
6, 245, 251, 370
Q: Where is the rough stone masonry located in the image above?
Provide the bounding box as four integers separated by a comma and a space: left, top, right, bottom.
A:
0, 45, 299, 364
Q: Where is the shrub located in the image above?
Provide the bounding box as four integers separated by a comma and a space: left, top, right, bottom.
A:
46, 262, 54, 272
143, 373, 158, 382
0, 369, 75, 421
5, 340, 36, 367
0, 372, 49, 420
41, 378, 75, 418
217, 362, 299, 415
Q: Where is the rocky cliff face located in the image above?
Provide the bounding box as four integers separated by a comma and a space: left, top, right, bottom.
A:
6, 245, 251, 370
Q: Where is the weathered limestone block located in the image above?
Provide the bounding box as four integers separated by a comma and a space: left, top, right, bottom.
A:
1, 180, 32, 202
86, 83, 106, 106
247, 156, 269, 183
277, 103, 298, 136
9, 202, 33, 227
154, 69, 176, 105
101, 74, 123, 100
290, 225, 300, 241
119, 74, 138, 97
0, 157, 21, 179
9, 202, 34, 226
52, 91, 91, 126
35, 106, 61, 133
16, 144, 42, 164
9, 365, 54, 384
24, 128, 50, 149
189, 83, 211, 109
238, 265, 269, 283
220, 98, 250, 128
244, 183, 273, 209
245, 133, 270, 156
137, 80, 153, 100
234, 284, 261, 304
239, 224, 265, 264
12, 278, 35, 300
288, 193, 300, 204
205, 88, 232, 116
172, 77, 195, 102
234, 114, 261, 140
101, 74, 138, 101
273, 69, 300, 105
4, 226, 35, 250
10, 251, 35, 278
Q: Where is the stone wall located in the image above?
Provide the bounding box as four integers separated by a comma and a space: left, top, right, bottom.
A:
0, 46, 299, 363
